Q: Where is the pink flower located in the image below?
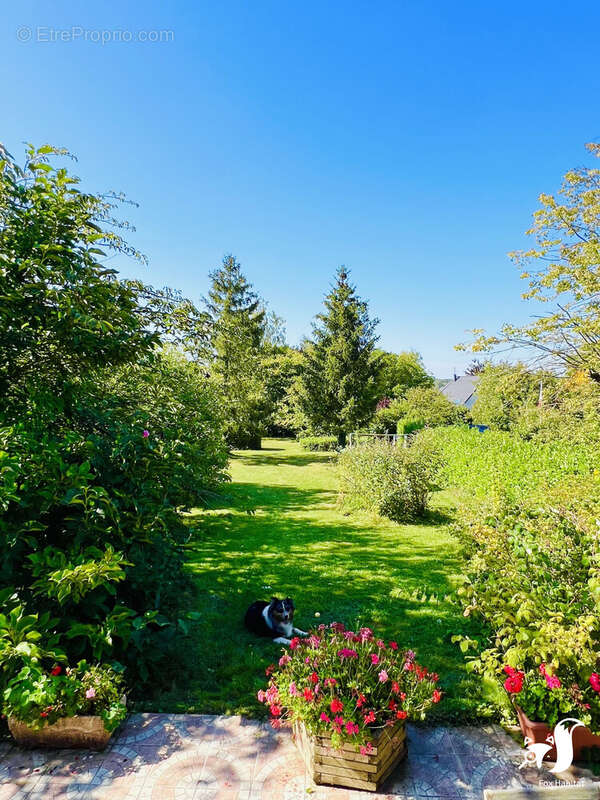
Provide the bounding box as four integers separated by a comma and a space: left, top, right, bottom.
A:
142, 430, 149, 438
376, 639, 386, 648
539, 663, 561, 689
257, 690, 266, 702
370, 654, 380, 665
279, 654, 291, 667
345, 721, 359, 735
338, 648, 358, 660
388, 641, 398, 650
320, 712, 330, 722
359, 627, 373, 642
85, 688, 96, 700
378, 670, 389, 683
289, 682, 299, 697
359, 742, 373, 755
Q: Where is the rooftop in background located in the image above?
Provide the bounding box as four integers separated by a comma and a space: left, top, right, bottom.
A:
441, 375, 479, 408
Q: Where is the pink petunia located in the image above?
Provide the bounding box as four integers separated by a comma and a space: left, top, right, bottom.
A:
370, 653, 380, 665
85, 688, 96, 700
378, 670, 389, 683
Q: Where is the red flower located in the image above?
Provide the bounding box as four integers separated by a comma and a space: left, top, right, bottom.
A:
389, 641, 398, 650
320, 712, 330, 722
388, 700, 397, 711
303, 687, 315, 701
289, 637, 301, 650
309, 672, 319, 684
590, 673, 600, 693
270, 704, 282, 716
363, 710, 376, 724
503, 671, 524, 694
265, 664, 275, 676
432, 689, 442, 704
503, 665, 517, 676
396, 710, 407, 719
391, 681, 400, 694
330, 698, 343, 713
50, 666, 62, 676
40, 711, 48, 718
356, 693, 367, 708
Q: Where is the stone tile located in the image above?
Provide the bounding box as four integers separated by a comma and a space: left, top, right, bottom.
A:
384, 752, 470, 798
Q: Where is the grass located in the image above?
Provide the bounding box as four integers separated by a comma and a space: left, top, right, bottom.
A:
148, 438, 483, 721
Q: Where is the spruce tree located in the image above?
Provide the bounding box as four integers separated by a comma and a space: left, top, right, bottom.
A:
298, 267, 380, 444
204, 255, 268, 448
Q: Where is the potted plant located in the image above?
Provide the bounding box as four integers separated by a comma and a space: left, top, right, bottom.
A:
503, 662, 600, 762
258, 623, 442, 792
4, 660, 127, 750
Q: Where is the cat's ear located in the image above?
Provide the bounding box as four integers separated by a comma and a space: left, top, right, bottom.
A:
286, 597, 295, 609
270, 596, 279, 605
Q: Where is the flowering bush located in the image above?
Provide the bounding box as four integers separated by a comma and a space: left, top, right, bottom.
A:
3, 661, 127, 733
502, 663, 600, 734
258, 623, 441, 750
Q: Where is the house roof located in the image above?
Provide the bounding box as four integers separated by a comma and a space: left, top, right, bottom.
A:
441, 375, 479, 408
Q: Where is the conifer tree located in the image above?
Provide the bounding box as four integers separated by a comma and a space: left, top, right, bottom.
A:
298, 267, 380, 444
204, 255, 268, 448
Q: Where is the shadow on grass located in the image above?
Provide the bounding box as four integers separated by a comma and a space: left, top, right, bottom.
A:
147, 441, 484, 722
232, 450, 336, 468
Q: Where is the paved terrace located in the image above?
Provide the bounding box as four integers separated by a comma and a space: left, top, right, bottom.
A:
2, 714, 600, 799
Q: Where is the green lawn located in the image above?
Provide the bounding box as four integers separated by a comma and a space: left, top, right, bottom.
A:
151, 438, 482, 721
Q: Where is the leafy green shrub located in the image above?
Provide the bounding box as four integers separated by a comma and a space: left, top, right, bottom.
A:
0, 144, 228, 699
397, 386, 464, 427
4, 660, 126, 732
418, 425, 599, 500
338, 440, 440, 522
450, 477, 600, 723
299, 435, 338, 451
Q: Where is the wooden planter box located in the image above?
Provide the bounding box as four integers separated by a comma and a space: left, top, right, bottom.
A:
293, 719, 407, 792
8, 715, 113, 751
515, 705, 600, 762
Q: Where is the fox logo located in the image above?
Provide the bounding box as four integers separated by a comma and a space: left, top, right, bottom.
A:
519, 718, 584, 773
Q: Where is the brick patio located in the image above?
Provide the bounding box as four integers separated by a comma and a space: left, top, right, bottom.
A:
2, 714, 600, 799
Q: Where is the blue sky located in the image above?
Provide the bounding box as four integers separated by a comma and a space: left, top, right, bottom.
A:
3, 1, 600, 376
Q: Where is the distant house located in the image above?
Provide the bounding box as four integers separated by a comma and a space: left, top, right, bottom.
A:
441, 375, 479, 409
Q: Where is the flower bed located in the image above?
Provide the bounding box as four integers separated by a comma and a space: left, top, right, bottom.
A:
258, 623, 441, 790
503, 663, 600, 761
3, 661, 127, 750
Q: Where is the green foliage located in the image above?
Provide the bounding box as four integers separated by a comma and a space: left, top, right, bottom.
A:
374, 350, 434, 400
0, 144, 228, 704
397, 386, 463, 428
298, 435, 338, 451
297, 267, 380, 445
419, 425, 598, 500
3, 660, 126, 732
338, 439, 440, 522
450, 481, 600, 719
460, 142, 600, 382
204, 254, 270, 448
472, 363, 556, 430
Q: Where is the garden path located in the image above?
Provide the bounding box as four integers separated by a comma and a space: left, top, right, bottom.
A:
2, 713, 600, 799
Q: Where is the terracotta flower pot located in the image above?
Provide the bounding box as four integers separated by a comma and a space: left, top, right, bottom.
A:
515, 705, 600, 762
8, 715, 113, 751
293, 719, 407, 792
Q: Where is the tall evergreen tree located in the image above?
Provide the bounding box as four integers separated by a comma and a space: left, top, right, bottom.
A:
298, 267, 380, 444
204, 255, 268, 448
